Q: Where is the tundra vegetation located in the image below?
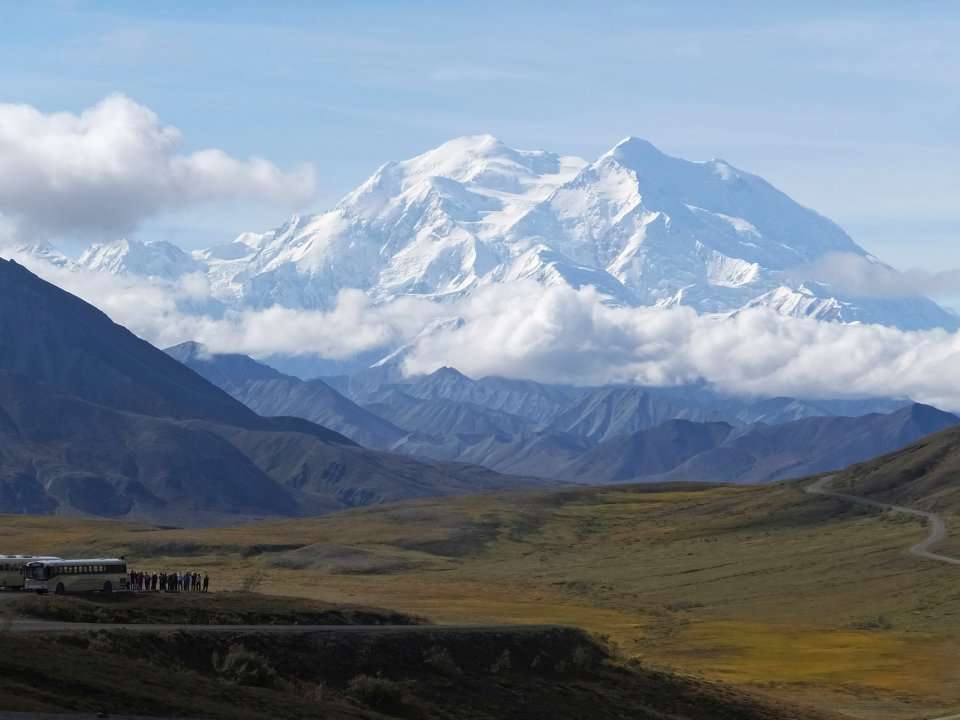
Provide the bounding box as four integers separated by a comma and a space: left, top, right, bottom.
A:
2, 475, 959, 719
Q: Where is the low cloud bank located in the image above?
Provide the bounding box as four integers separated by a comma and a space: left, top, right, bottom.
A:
9, 248, 960, 411
4, 249, 437, 360
0, 95, 315, 238
794, 251, 960, 300
404, 283, 960, 409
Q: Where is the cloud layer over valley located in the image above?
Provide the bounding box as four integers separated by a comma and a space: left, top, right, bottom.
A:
8, 247, 960, 412
3, 109, 958, 412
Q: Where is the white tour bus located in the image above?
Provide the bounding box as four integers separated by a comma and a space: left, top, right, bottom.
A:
24, 558, 129, 595
0, 555, 61, 590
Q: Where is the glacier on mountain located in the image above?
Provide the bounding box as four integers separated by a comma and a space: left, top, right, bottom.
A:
68, 134, 957, 331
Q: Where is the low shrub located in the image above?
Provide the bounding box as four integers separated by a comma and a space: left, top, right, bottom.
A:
850, 615, 894, 631
423, 645, 461, 677
347, 674, 407, 712
490, 649, 512, 674
215, 643, 277, 687
571, 644, 594, 669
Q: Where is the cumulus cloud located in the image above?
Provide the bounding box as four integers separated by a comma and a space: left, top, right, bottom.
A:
9, 248, 960, 412
401, 282, 960, 410
0, 95, 315, 238
793, 251, 960, 299
195, 292, 446, 360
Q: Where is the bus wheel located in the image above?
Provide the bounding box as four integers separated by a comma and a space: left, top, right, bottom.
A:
102, 581, 113, 594
54, 583, 65, 595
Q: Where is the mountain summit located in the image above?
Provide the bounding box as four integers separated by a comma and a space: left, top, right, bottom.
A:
68, 136, 955, 330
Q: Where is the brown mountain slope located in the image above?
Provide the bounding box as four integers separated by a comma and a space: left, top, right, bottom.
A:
0, 258, 543, 523
825, 424, 960, 511
0, 258, 261, 427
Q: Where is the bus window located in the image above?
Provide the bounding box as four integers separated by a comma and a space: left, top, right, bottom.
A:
26, 565, 46, 580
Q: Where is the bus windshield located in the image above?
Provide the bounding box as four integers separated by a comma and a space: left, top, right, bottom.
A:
24, 564, 48, 580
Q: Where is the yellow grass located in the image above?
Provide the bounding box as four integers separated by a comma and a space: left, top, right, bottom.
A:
3, 481, 959, 719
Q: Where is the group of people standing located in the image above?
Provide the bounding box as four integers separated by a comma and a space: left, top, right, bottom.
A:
129, 570, 209, 593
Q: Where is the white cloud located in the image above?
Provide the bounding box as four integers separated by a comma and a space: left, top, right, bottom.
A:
9, 248, 960, 412
792, 252, 960, 299
177, 271, 213, 301
3, 246, 441, 362
196, 292, 446, 360
0, 95, 315, 239
401, 282, 960, 410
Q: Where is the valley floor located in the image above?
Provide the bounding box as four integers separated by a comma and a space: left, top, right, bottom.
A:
3, 480, 959, 719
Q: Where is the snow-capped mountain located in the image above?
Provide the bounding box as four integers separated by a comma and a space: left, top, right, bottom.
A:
1, 241, 72, 268
79, 238, 203, 280
69, 135, 956, 330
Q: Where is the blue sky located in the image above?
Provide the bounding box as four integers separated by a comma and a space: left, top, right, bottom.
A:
2, 1, 958, 271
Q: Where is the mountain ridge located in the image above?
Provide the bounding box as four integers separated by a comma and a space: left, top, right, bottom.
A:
164, 345, 954, 485
0, 261, 547, 524
57, 135, 957, 332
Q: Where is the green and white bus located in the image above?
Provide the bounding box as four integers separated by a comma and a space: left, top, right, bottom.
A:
24, 558, 129, 595
0, 555, 61, 590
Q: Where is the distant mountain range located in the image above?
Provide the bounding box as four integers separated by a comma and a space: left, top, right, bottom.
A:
20, 135, 956, 332
565, 404, 959, 484
0, 259, 544, 524
169, 343, 957, 485
1, 256, 955, 526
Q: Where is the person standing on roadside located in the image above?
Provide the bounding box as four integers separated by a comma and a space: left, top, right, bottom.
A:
203, 573, 209, 593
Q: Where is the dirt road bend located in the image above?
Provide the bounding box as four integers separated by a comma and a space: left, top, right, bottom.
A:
806, 475, 960, 566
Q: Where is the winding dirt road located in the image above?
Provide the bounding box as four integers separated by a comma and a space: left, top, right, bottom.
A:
809, 476, 960, 720
805, 475, 960, 566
